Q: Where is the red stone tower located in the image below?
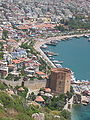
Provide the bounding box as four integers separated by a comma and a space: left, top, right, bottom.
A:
47, 68, 71, 94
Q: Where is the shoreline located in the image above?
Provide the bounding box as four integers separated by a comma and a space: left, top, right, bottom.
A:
34, 33, 90, 68
34, 33, 90, 114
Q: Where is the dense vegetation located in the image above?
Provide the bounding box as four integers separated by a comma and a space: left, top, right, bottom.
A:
0, 42, 4, 51
0, 52, 4, 60
20, 41, 39, 56
42, 90, 73, 111
5, 74, 21, 81
0, 82, 71, 120
2, 30, 8, 40
55, 17, 90, 32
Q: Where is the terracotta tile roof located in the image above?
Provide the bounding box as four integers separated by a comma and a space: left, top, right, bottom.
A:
7, 89, 14, 95
18, 87, 24, 91
45, 88, 51, 93
0, 39, 6, 42
25, 60, 33, 63
7, 39, 17, 43
19, 58, 26, 62
7, 64, 14, 67
41, 76, 48, 79
35, 96, 45, 102
18, 25, 32, 30
3, 44, 7, 47
0, 27, 3, 31
34, 23, 56, 29
36, 71, 45, 75
12, 60, 22, 64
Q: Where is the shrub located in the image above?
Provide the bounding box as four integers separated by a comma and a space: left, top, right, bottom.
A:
60, 110, 71, 120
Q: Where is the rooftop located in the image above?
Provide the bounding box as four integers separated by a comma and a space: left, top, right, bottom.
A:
36, 71, 45, 75
51, 68, 71, 73
35, 96, 45, 102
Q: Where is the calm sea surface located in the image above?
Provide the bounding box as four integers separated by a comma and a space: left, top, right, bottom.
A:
47, 37, 90, 81
46, 37, 90, 120
71, 104, 90, 120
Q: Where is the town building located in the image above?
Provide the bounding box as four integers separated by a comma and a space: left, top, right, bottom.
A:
46, 68, 71, 94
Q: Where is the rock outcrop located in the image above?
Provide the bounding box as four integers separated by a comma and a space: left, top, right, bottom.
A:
32, 113, 45, 120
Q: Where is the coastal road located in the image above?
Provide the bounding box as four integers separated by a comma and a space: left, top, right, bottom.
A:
34, 40, 56, 68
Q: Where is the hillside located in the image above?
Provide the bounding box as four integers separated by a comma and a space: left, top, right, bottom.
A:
0, 81, 71, 120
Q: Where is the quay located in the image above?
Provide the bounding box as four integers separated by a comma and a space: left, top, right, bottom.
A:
34, 40, 56, 68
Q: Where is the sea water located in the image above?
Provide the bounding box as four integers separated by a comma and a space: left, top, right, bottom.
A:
71, 104, 90, 120
47, 37, 90, 81
46, 37, 90, 120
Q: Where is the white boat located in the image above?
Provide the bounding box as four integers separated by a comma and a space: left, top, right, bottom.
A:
47, 54, 53, 57
83, 35, 89, 38
88, 38, 90, 42
52, 60, 64, 64
55, 64, 62, 68
41, 44, 47, 48
49, 57, 55, 60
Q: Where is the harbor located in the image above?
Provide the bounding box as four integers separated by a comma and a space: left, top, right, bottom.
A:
41, 35, 90, 120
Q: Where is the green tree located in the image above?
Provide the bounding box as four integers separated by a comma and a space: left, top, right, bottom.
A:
55, 25, 66, 32
0, 42, 4, 51
28, 92, 36, 101
60, 110, 71, 120
2, 30, 8, 40
0, 52, 4, 60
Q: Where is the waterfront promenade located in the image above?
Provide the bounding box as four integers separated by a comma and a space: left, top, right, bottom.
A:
34, 40, 56, 68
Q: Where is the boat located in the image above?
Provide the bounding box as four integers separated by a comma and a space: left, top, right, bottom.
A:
74, 36, 80, 39
58, 61, 64, 64
52, 60, 64, 64
41, 44, 47, 48
44, 51, 58, 56
55, 40, 61, 42
49, 57, 54, 59
61, 38, 66, 41
47, 54, 53, 57
65, 37, 69, 40
55, 64, 62, 68
88, 38, 90, 42
83, 35, 89, 38
46, 42, 57, 46
46, 40, 58, 46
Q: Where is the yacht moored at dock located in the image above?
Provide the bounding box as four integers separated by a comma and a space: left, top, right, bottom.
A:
41, 44, 48, 48
46, 40, 58, 46
52, 60, 64, 64
44, 50, 58, 56
55, 63, 62, 68
83, 35, 89, 38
